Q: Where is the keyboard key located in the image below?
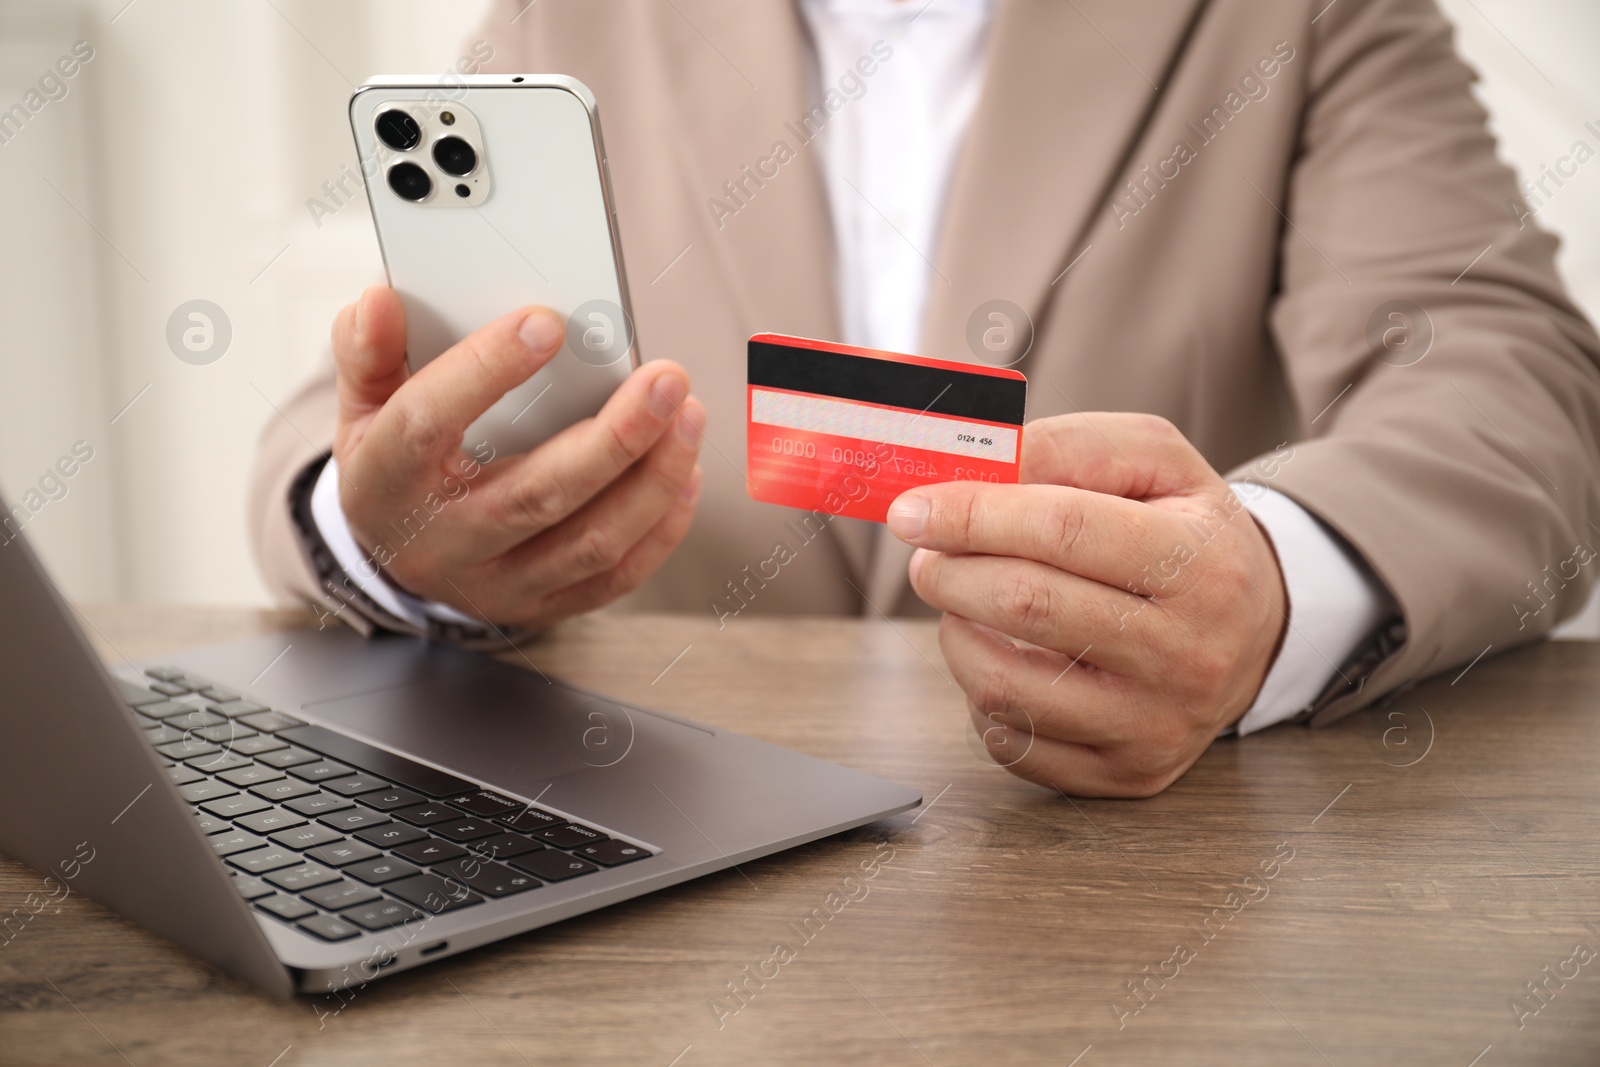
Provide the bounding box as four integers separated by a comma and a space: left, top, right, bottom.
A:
317, 808, 389, 833
228, 734, 288, 756
210, 699, 268, 719
142, 666, 186, 682
511, 850, 600, 882
393, 838, 468, 865
323, 775, 390, 797
353, 823, 428, 849
340, 900, 423, 931
249, 778, 320, 802
266, 862, 341, 892
148, 680, 193, 698
209, 830, 267, 856
270, 824, 346, 851
165, 708, 226, 732
296, 914, 361, 942
256, 745, 320, 769
198, 686, 239, 703
186, 752, 253, 774
288, 759, 357, 784
136, 700, 192, 720
285, 793, 354, 817
536, 823, 606, 849
178, 780, 237, 803
301, 879, 380, 910
446, 789, 524, 819
166, 765, 205, 786
256, 893, 316, 920
236, 808, 307, 834
573, 840, 651, 867
219, 765, 285, 788
240, 711, 304, 733
278, 724, 475, 798
231, 873, 275, 900
158, 739, 220, 761
201, 794, 272, 818
497, 808, 564, 834
361, 787, 426, 812
466, 832, 543, 861
433, 819, 498, 843
144, 724, 188, 746
195, 723, 258, 744
193, 819, 232, 844
440, 860, 541, 898
385, 873, 484, 914
391, 803, 460, 827
228, 846, 302, 874
195, 811, 232, 834
307, 841, 380, 868
344, 857, 420, 885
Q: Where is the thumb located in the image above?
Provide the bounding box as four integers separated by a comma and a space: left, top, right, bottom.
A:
331, 285, 409, 433
1020, 413, 1215, 500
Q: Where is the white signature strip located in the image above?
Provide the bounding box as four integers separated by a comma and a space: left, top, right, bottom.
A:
751, 389, 1018, 462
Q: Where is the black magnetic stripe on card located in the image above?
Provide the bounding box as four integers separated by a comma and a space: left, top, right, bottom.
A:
748, 341, 1026, 425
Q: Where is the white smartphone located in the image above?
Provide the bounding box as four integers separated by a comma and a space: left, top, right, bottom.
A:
348, 75, 639, 457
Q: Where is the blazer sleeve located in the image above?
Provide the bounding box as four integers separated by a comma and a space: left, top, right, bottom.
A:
245, 352, 342, 618
1232, 0, 1600, 724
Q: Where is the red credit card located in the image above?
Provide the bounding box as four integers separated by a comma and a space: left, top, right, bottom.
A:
746, 333, 1028, 523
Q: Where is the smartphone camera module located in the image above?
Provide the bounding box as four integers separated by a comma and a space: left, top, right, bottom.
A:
432, 136, 478, 178
374, 108, 422, 152
371, 99, 487, 207
387, 162, 432, 202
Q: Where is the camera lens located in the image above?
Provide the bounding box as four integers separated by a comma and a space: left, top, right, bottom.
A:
374, 109, 421, 152
387, 162, 432, 202
432, 136, 478, 177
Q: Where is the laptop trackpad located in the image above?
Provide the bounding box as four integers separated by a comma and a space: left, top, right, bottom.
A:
301, 669, 712, 793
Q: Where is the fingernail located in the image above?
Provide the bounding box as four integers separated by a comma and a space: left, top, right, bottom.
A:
679, 465, 702, 503
650, 372, 688, 419
676, 401, 705, 445
354, 290, 368, 341
518, 310, 563, 354
887, 494, 929, 540
908, 547, 929, 583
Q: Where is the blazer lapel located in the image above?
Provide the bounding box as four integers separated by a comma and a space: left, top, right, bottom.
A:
867, 0, 1210, 609
647, 1, 840, 340
646, 1, 879, 585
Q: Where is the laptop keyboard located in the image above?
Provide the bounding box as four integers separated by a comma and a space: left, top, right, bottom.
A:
116, 667, 656, 943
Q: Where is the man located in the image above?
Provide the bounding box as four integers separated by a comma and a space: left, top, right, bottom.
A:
249, 0, 1600, 797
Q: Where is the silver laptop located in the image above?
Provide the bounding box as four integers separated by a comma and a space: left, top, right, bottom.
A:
0, 493, 919, 997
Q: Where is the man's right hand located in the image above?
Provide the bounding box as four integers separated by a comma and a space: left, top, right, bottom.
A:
328, 284, 705, 630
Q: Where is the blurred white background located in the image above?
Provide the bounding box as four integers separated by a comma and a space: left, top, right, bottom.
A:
0, 0, 1597, 633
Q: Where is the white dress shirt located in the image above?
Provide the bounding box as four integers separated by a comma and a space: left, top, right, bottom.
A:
313, 0, 1395, 733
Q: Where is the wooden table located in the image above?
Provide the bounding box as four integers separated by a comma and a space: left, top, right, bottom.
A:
3, 605, 1600, 1066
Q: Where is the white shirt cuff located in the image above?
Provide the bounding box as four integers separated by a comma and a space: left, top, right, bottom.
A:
309, 457, 482, 629
1229, 483, 1395, 735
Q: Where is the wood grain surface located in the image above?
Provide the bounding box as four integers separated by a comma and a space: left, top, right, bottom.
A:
2, 604, 1599, 1066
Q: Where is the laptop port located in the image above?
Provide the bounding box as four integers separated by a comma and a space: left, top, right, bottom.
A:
419, 941, 449, 957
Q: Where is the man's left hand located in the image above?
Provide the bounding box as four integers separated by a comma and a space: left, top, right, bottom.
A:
887, 413, 1288, 798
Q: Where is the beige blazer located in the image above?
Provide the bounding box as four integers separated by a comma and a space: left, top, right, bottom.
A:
249, 0, 1600, 726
